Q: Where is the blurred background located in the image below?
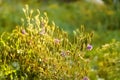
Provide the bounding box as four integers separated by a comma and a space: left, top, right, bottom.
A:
0, 0, 120, 46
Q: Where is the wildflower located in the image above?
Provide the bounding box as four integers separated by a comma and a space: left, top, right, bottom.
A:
21, 29, 26, 34
54, 38, 60, 44
87, 44, 93, 50
60, 51, 66, 57
83, 76, 89, 80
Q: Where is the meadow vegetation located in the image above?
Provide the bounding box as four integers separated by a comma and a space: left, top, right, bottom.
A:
0, 0, 120, 80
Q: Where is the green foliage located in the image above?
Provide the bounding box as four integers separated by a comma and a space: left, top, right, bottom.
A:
0, 1, 120, 33
102, 0, 113, 5
85, 40, 120, 80
0, 5, 93, 79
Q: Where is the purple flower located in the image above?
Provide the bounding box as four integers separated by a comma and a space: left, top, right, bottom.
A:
54, 38, 60, 44
83, 76, 89, 80
60, 51, 66, 57
87, 44, 93, 50
21, 29, 26, 34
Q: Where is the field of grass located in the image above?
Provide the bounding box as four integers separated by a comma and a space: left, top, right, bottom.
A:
0, 0, 120, 80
